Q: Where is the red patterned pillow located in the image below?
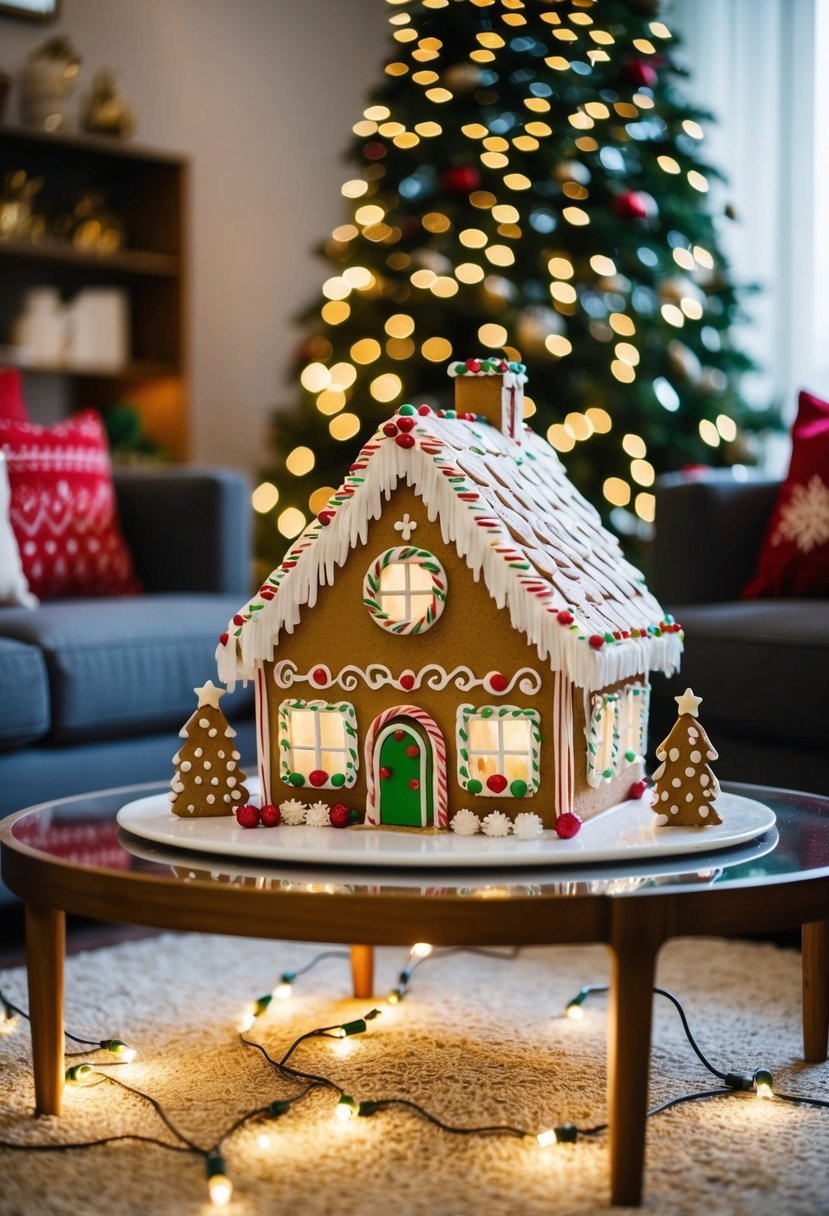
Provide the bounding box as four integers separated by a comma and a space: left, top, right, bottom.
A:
0, 368, 29, 423
743, 389, 829, 598
0, 409, 141, 600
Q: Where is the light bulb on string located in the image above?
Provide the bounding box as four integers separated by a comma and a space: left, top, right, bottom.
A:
206, 1153, 232, 1207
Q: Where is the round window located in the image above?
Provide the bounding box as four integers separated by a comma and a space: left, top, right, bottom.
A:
363, 548, 447, 634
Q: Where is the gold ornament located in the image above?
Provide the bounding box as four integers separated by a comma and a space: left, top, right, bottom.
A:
83, 70, 136, 139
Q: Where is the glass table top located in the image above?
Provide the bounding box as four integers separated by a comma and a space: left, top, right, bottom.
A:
3, 781, 828, 900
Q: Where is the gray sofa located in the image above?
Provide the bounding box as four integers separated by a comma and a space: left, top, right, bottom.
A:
650, 472, 829, 796
0, 469, 256, 877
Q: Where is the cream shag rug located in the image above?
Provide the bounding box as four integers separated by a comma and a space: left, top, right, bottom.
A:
0, 934, 827, 1216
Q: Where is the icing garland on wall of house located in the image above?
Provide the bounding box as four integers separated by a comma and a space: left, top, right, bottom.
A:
272, 659, 543, 697
455, 703, 541, 798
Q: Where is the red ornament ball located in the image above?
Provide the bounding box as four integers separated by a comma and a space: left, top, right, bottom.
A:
623, 57, 658, 88
309, 769, 328, 788
260, 803, 281, 827
555, 812, 582, 840
236, 804, 260, 829
442, 164, 481, 195
614, 191, 657, 221
486, 774, 508, 794
329, 804, 350, 828
628, 780, 649, 800
396, 415, 416, 433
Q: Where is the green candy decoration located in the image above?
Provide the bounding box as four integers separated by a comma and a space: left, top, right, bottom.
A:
331, 772, 346, 787
510, 779, 528, 798
288, 772, 304, 787
398, 403, 416, 416
624, 750, 636, 763
467, 778, 483, 794
481, 707, 493, 718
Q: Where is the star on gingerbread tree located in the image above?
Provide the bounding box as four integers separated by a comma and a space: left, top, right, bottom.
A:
651, 688, 723, 827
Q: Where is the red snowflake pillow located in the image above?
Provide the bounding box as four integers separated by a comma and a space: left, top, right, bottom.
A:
0, 409, 142, 600
0, 368, 29, 423
743, 389, 829, 598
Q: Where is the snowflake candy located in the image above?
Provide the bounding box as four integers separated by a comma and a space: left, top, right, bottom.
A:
481, 810, 511, 837
512, 812, 543, 839
306, 801, 332, 827
279, 798, 307, 825
450, 808, 481, 836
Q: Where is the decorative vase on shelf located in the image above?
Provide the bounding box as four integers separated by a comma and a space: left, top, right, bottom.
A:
82, 70, 135, 139
19, 36, 82, 133
10, 287, 68, 367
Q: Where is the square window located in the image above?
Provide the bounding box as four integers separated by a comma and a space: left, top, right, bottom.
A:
457, 705, 540, 796
279, 701, 358, 790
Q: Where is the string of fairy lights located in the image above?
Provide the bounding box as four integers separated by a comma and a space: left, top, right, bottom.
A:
1, 945, 827, 1207
255, 0, 750, 550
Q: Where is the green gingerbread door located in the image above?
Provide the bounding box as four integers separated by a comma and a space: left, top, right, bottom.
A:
376, 722, 434, 828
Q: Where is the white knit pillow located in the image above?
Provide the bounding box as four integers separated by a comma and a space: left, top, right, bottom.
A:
0, 450, 37, 607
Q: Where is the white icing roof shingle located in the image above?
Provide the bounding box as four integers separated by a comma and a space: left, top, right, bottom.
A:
216, 408, 682, 691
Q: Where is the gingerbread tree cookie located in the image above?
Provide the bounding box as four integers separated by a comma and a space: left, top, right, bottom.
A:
651, 688, 722, 827
171, 681, 249, 817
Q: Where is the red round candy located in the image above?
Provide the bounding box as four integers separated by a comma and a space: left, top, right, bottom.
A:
408, 778, 420, 791
318, 510, 335, 526
233, 614, 245, 626
405, 744, 419, 758
465, 359, 481, 373
400, 673, 415, 690
395, 433, 415, 449
260, 804, 281, 827
309, 769, 328, 787
588, 634, 605, 649
555, 812, 582, 840
219, 632, 229, 646
486, 774, 508, 794
311, 666, 328, 685
329, 804, 350, 828
393, 730, 406, 741
557, 610, 574, 625
379, 766, 391, 780
417, 404, 432, 416
489, 672, 508, 693
628, 780, 648, 800
383, 422, 399, 437
396, 415, 416, 433
236, 804, 260, 829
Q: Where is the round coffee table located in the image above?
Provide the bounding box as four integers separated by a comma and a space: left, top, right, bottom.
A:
1, 780, 827, 1208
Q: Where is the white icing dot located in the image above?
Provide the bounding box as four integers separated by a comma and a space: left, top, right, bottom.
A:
688, 729, 698, 740
211, 777, 219, 786
199, 718, 210, 728
218, 750, 225, 759
671, 777, 681, 787
181, 761, 191, 772
203, 760, 211, 770
700, 774, 710, 787
699, 806, 709, 818
655, 813, 668, 826
195, 748, 203, 757
689, 750, 701, 763
232, 750, 240, 760
207, 794, 215, 804
208, 728, 218, 737
660, 790, 668, 801
187, 804, 195, 812
684, 767, 696, 777
669, 747, 679, 761
669, 805, 678, 814
706, 751, 716, 760
686, 792, 693, 802
169, 791, 177, 802
228, 776, 237, 787
223, 794, 232, 803
226, 762, 236, 772
656, 748, 666, 760
172, 752, 180, 764
231, 790, 242, 800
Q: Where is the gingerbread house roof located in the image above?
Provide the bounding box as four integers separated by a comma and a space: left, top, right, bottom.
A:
216, 407, 682, 693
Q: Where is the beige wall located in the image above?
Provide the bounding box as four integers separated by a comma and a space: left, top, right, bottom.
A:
1, 0, 385, 468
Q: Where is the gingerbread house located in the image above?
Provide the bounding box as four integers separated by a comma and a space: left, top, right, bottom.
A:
216, 359, 683, 831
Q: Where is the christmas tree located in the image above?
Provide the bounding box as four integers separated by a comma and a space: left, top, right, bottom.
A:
651, 687, 722, 827
171, 681, 249, 817
255, 0, 770, 567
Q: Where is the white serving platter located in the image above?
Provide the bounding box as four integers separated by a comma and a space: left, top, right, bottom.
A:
117, 784, 776, 871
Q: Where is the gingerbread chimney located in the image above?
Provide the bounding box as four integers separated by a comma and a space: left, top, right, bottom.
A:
448, 356, 527, 442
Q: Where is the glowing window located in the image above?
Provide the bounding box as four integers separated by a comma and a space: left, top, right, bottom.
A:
457, 705, 541, 796
364, 548, 447, 634
278, 700, 358, 789
587, 692, 619, 786
619, 683, 650, 763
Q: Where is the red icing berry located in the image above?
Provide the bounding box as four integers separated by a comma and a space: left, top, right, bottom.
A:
219, 632, 229, 646
379, 766, 391, 780
309, 770, 328, 787
395, 433, 415, 449
489, 672, 508, 693
417, 404, 432, 416
383, 422, 399, 437
233, 614, 245, 626
408, 778, 420, 791
405, 744, 419, 758
259, 588, 276, 600
397, 415, 416, 433
466, 359, 482, 373
393, 730, 406, 741
557, 610, 574, 625
400, 673, 415, 691
318, 510, 335, 526
628, 780, 648, 800
555, 812, 582, 840
588, 634, 605, 649
236, 805, 260, 829
311, 666, 328, 686
486, 774, 508, 794
329, 804, 350, 828
260, 804, 281, 827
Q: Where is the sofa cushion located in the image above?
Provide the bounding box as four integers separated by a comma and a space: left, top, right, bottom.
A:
0, 594, 253, 744
0, 636, 49, 750
662, 600, 829, 749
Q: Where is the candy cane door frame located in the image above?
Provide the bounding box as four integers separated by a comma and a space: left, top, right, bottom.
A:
374, 722, 433, 827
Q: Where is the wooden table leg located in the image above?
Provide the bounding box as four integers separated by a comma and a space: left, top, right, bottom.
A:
608, 907, 663, 1207
803, 919, 829, 1063
350, 945, 374, 999
25, 904, 65, 1117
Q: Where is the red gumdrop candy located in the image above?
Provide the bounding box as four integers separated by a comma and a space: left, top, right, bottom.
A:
309, 770, 328, 787
488, 672, 508, 692
236, 804, 260, 829
486, 774, 508, 793
396, 415, 416, 433
417, 404, 432, 416
628, 780, 648, 800
383, 422, 399, 437
555, 812, 582, 840
329, 804, 350, 828
395, 433, 415, 449
260, 804, 281, 827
